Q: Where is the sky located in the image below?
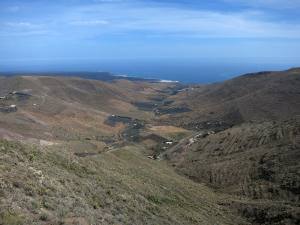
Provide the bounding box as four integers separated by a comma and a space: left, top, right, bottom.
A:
0, 0, 300, 76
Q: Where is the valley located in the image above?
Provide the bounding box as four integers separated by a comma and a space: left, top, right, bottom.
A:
0, 68, 299, 225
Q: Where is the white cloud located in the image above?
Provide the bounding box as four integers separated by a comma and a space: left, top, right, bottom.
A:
0, 30, 50, 37
93, 0, 124, 3
3, 22, 38, 29
1, 1, 300, 38
70, 20, 109, 26
5, 6, 21, 13
0, 22, 49, 37
68, 2, 300, 38
223, 0, 300, 9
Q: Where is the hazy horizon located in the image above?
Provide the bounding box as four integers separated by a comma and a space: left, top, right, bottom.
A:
1, 0, 300, 82
1, 56, 299, 83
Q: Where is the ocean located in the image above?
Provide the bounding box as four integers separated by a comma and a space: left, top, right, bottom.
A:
0, 58, 298, 84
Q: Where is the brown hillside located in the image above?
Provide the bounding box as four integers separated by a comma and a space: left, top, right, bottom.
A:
161, 69, 300, 225
159, 68, 300, 129
0, 69, 299, 225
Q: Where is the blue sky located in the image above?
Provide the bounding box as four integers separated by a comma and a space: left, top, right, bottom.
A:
0, 0, 299, 71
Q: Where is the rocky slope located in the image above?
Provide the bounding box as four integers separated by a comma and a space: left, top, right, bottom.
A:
0, 69, 299, 225
160, 69, 300, 224
1, 75, 242, 225
0, 139, 246, 225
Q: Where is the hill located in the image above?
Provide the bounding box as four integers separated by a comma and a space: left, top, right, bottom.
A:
160, 69, 300, 224
0, 75, 244, 225
163, 118, 300, 224
0, 68, 299, 224
156, 68, 300, 130
0, 75, 179, 142
0, 139, 245, 225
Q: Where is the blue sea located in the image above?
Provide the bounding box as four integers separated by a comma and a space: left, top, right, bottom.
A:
0, 57, 298, 84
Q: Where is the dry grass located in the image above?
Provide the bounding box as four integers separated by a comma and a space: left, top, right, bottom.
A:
0, 139, 245, 225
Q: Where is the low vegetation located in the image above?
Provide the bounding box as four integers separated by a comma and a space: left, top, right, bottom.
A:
0, 140, 244, 225
0, 68, 299, 224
